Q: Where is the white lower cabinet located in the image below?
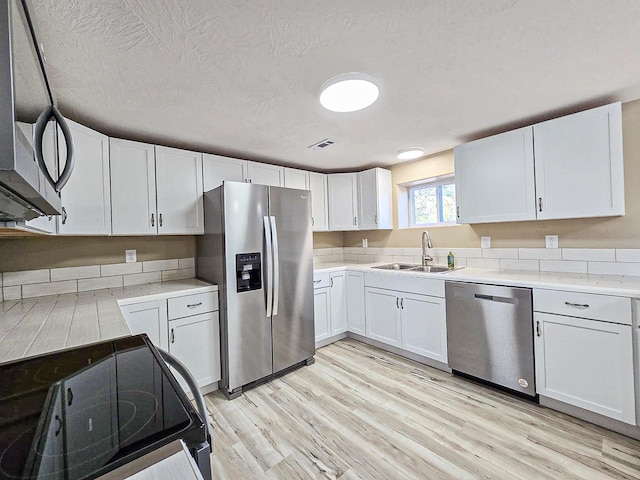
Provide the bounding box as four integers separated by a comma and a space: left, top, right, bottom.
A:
401, 293, 447, 363
534, 311, 635, 424
120, 300, 169, 350
329, 272, 347, 335
169, 312, 221, 390
313, 287, 331, 342
313, 272, 347, 343
346, 271, 365, 336
120, 290, 220, 393
365, 287, 402, 347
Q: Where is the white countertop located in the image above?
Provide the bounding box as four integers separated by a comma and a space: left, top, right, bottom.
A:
0, 279, 217, 365
314, 262, 640, 297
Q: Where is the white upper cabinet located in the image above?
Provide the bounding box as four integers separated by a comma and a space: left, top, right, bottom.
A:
534, 102, 624, 220
110, 139, 157, 236
358, 167, 393, 230
454, 102, 624, 224
155, 146, 204, 235
17, 122, 57, 234
283, 167, 310, 190
246, 161, 283, 186
58, 120, 111, 235
328, 173, 359, 231
309, 172, 329, 232
202, 154, 246, 192
454, 126, 536, 224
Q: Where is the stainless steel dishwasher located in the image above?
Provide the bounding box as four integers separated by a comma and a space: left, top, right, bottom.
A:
445, 281, 536, 398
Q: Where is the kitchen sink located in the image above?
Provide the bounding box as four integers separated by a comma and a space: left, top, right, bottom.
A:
372, 263, 417, 270
409, 265, 452, 273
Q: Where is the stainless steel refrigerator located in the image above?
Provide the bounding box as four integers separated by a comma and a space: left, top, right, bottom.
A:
196, 181, 315, 399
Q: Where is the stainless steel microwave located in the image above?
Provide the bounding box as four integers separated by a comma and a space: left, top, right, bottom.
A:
0, 0, 74, 222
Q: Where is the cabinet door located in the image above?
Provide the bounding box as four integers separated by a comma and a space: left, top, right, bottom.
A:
346, 271, 365, 336
202, 154, 246, 192
534, 102, 624, 220
120, 300, 169, 350
534, 312, 635, 424
313, 287, 331, 342
246, 161, 283, 186
110, 139, 157, 235
309, 172, 329, 231
155, 146, 204, 235
19, 122, 57, 234
330, 272, 347, 336
358, 168, 392, 230
58, 120, 111, 235
328, 173, 359, 230
169, 312, 221, 391
401, 293, 447, 363
365, 287, 401, 347
283, 167, 310, 190
454, 126, 536, 224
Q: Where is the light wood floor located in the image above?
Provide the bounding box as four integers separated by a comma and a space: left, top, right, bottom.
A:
204, 339, 640, 479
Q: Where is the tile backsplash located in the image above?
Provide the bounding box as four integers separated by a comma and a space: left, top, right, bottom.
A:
314, 247, 640, 278
1, 258, 196, 302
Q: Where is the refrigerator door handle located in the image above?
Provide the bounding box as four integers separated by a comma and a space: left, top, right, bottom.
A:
263, 216, 274, 318
270, 216, 280, 316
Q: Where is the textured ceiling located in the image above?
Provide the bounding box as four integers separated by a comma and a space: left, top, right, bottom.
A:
31, 0, 640, 171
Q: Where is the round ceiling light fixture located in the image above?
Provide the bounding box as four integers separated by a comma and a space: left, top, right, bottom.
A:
319, 73, 379, 112
397, 147, 425, 161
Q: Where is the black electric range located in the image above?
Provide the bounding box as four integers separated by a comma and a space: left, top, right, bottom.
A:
0, 335, 210, 480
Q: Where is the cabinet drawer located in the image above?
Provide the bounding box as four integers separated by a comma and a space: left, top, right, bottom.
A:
533, 289, 631, 325
168, 292, 218, 320
313, 272, 331, 289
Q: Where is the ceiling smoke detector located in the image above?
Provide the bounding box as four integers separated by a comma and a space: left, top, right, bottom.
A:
308, 138, 336, 150
319, 73, 379, 112
397, 147, 425, 161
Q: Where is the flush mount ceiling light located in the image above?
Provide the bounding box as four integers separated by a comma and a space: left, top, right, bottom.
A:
397, 147, 425, 161
319, 73, 379, 112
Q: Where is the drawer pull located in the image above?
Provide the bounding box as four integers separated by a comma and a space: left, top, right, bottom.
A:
187, 302, 203, 308
536, 320, 541, 337
171, 328, 175, 343
564, 302, 589, 308
313, 280, 322, 283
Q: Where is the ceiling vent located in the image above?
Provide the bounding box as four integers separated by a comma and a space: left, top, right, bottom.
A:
308, 138, 336, 150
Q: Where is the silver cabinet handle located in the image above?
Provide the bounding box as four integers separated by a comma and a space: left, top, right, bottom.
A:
61, 207, 67, 225
159, 213, 163, 227
330, 277, 334, 287
313, 279, 321, 284
312, 217, 314, 226
151, 213, 155, 227
565, 301, 589, 308
171, 328, 175, 344
538, 197, 543, 212
396, 297, 399, 309
187, 302, 202, 308
401, 298, 404, 309
374, 214, 377, 225
536, 321, 541, 337
456, 206, 460, 218
354, 216, 357, 225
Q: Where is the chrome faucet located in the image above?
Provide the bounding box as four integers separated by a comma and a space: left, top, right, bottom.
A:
422, 230, 433, 266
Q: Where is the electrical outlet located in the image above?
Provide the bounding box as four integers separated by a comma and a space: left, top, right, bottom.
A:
362, 239, 368, 248
481, 236, 491, 249
545, 235, 559, 249
125, 249, 137, 263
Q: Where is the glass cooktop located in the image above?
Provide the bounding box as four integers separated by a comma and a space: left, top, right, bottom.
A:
0, 335, 199, 480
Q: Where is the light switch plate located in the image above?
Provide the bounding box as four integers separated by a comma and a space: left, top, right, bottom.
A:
545, 235, 559, 249
125, 249, 137, 263
362, 239, 368, 248
481, 236, 491, 249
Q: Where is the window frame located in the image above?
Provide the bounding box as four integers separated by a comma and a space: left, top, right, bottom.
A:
408, 176, 456, 227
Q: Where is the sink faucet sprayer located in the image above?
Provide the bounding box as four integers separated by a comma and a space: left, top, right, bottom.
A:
422, 230, 433, 266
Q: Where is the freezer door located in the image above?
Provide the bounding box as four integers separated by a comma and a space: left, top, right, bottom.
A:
268, 186, 315, 373
223, 182, 273, 391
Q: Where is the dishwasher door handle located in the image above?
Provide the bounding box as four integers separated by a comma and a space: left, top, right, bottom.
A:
474, 293, 518, 304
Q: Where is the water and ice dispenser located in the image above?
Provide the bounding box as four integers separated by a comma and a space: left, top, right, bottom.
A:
235, 253, 262, 292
